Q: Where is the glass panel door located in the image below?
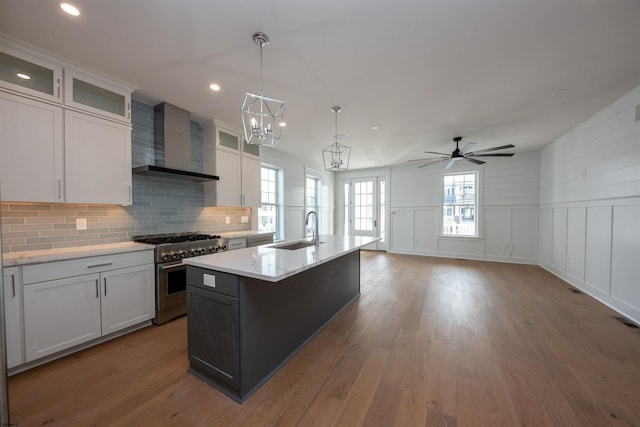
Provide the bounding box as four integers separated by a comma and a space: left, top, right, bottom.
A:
350, 177, 377, 238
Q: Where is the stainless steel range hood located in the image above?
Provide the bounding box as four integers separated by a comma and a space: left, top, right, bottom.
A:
132, 102, 219, 182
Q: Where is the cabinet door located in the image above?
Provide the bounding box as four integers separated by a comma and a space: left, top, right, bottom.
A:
64, 110, 132, 205
64, 69, 131, 123
241, 156, 261, 207
216, 149, 242, 206
0, 91, 64, 202
100, 265, 154, 335
2, 267, 24, 369
187, 284, 240, 388
216, 125, 241, 153
0, 46, 63, 103
23, 274, 102, 362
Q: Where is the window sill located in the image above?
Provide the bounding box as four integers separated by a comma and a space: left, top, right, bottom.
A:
437, 235, 484, 240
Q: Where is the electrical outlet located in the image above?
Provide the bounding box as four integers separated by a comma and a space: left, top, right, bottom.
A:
203, 274, 216, 288
241, 215, 249, 223
225, 216, 230, 224
76, 218, 87, 230
504, 242, 512, 252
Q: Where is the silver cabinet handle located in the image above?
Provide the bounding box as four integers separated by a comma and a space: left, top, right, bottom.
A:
127, 102, 131, 119
87, 262, 113, 268
95, 279, 99, 298
57, 78, 61, 99
129, 185, 132, 203
57, 179, 62, 200
104, 277, 107, 296
11, 274, 16, 298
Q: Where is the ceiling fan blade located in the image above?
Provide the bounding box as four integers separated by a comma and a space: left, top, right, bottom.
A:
460, 142, 476, 154
417, 158, 449, 168
469, 153, 515, 157
423, 151, 451, 156
467, 144, 515, 155
408, 156, 448, 162
444, 158, 457, 170
463, 157, 485, 165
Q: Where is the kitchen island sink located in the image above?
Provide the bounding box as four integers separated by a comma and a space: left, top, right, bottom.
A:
270, 240, 323, 250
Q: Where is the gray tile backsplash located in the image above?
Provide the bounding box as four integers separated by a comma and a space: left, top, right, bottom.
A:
1, 100, 250, 254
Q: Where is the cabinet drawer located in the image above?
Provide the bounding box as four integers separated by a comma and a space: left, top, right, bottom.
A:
22, 250, 153, 284
187, 267, 239, 298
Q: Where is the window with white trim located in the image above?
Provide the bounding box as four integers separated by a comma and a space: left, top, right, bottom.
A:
258, 166, 280, 239
442, 172, 478, 236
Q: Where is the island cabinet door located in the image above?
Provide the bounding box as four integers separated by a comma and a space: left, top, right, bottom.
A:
187, 284, 240, 388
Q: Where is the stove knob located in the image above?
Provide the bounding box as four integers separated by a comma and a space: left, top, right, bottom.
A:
199, 248, 206, 254
179, 250, 187, 258
208, 246, 215, 252
169, 251, 177, 259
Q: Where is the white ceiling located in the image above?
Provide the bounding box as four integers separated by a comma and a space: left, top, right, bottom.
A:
2, 0, 640, 170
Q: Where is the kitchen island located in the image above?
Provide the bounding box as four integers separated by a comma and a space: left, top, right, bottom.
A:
182, 234, 379, 403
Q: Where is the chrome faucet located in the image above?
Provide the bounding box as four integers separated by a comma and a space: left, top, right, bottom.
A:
305, 210, 319, 246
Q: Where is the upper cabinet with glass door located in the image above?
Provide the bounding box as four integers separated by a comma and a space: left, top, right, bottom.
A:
0, 44, 63, 104
215, 121, 260, 158
64, 67, 131, 123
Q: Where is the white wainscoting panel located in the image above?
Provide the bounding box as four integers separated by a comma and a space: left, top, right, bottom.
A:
611, 205, 640, 312
390, 208, 414, 252
566, 207, 586, 282
414, 208, 437, 252
512, 208, 538, 261
585, 206, 612, 295
538, 208, 552, 266
485, 208, 510, 257
552, 208, 568, 272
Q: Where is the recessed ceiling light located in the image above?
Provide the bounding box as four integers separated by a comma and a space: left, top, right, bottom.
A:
209, 83, 221, 92
60, 2, 80, 16
555, 88, 570, 96
370, 126, 380, 131
278, 122, 286, 128
16, 73, 31, 80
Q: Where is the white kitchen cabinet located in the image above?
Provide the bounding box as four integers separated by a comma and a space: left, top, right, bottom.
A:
2, 267, 24, 369
0, 44, 63, 104
64, 110, 132, 204
0, 90, 64, 203
1, 39, 134, 205
101, 265, 154, 335
208, 123, 261, 207
64, 68, 131, 124
23, 273, 102, 362
21, 250, 154, 364
241, 155, 261, 206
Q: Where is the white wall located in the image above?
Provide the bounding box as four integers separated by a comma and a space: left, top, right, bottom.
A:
388, 151, 540, 264
260, 148, 335, 240
539, 83, 640, 323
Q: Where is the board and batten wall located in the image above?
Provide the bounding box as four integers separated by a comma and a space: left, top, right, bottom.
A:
259, 148, 334, 241
539, 83, 640, 324
389, 150, 540, 264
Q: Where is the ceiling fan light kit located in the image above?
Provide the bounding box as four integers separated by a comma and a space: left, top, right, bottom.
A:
322, 106, 351, 171
242, 32, 286, 148
409, 136, 515, 169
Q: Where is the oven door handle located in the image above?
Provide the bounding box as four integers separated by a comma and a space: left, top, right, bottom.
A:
158, 263, 186, 271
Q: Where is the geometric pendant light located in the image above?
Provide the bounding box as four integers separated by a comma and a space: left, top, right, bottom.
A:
241, 32, 286, 148
322, 106, 351, 171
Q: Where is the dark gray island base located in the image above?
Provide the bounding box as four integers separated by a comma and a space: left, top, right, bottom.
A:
186, 249, 361, 403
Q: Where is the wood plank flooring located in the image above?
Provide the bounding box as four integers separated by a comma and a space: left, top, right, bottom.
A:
9, 252, 640, 426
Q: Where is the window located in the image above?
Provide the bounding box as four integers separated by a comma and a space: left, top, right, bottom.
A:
258, 166, 280, 239
442, 172, 478, 236
304, 169, 322, 237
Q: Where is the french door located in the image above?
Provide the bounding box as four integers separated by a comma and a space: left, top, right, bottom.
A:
344, 177, 387, 251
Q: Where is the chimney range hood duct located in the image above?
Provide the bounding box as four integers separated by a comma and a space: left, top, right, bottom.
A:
132, 102, 219, 182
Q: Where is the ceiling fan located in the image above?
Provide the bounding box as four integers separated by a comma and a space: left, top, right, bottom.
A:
409, 136, 515, 169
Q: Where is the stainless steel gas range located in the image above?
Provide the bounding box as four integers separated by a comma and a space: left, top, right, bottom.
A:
132, 232, 228, 324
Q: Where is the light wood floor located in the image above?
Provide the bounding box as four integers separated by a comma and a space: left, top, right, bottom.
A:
9, 252, 640, 426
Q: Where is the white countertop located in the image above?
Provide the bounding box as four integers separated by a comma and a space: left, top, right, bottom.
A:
182, 234, 379, 282
2, 242, 154, 267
